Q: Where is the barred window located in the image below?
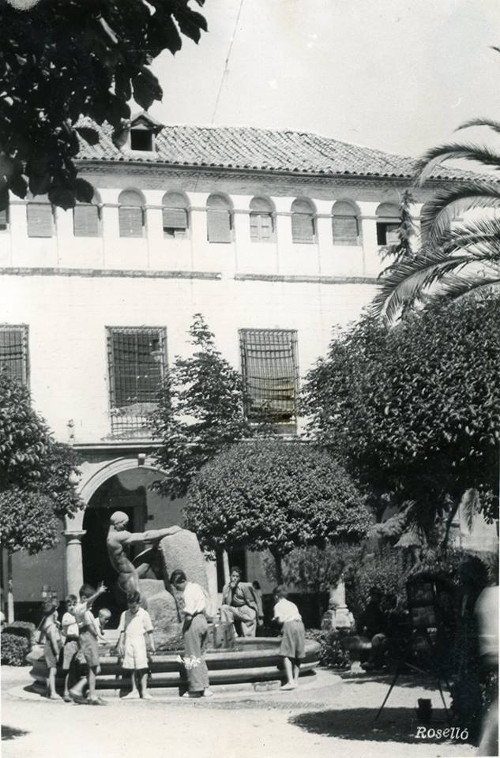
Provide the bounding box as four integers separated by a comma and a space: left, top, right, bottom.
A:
73, 193, 101, 237
376, 202, 400, 245
118, 190, 145, 238
107, 327, 166, 438
207, 194, 232, 243
291, 198, 316, 243
27, 198, 54, 238
239, 329, 298, 424
249, 197, 275, 242
162, 192, 189, 238
0, 325, 29, 385
332, 201, 359, 245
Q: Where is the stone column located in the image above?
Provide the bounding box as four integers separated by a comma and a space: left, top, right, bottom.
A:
64, 530, 86, 596
328, 575, 352, 629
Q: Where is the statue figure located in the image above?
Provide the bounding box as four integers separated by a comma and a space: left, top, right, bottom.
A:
106, 511, 181, 598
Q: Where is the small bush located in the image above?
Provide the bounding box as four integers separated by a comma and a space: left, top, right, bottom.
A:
4, 621, 36, 645
1, 633, 30, 666
306, 629, 351, 670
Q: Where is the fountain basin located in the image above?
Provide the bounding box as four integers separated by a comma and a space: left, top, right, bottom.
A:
27, 637, 321, 691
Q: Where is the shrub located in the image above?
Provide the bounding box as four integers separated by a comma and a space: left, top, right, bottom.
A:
4, 621, 36, 645
306, 629, 351, 670
1, 633, 30, 666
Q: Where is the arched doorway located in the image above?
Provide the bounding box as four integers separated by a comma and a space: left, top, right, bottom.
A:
81, 466, 185, 625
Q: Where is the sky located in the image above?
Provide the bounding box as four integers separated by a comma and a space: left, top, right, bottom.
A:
149, 0, 500, 158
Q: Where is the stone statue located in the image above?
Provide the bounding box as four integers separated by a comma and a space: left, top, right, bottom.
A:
106, 511, 182, 598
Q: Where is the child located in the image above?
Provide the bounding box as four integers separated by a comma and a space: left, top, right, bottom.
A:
41, 598, 62, 700
61, 594, 79, 702
273, 585, 306, 691
94, 608, 112, 641
69, 582, 107, 705
117, 591, 155, 700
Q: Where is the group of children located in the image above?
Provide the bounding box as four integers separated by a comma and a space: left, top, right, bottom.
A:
39, 581, 306, 701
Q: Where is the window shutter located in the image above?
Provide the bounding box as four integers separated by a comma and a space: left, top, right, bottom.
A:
250, 213, 274, 241
385, 223, 400, 245
163, 207, 188, 232
119, 206, 143, 238
27, 204, 53, 238
292, 213, 314, 243
0, 207, 8, 230
332, 216, 358, 245
208, 209, 232, 243
74, 205, 100, 237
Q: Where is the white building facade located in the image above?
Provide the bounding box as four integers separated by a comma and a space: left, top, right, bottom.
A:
0, 115, 458, 620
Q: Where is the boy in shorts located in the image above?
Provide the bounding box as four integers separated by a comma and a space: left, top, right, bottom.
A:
273, 585, 306, 691
61, 594, 79, 701
117, 591, 155, 700
69, 582, 107, 705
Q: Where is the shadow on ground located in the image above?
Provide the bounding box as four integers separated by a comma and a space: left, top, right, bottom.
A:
2, 725, 29, 741
340, 672, 451, 693
290, 707, 463, 744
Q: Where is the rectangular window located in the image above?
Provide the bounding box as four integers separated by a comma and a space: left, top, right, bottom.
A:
27, 203, 53, 238
0, 206, 8, 232
0, 325, 29, 385
207, 210, 232, 243
377, 222, 400, 246
291, 214, 315, 244
74, 205, 100, 237
163, 207, 188, 238
332, 216, 359, 245
250, 213, 274, 242
239, 329, 299, 425
119, 207, 144, 238
107, 327, 166, 439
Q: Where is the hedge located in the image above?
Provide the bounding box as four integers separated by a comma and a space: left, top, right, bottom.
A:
1, 633, 30, 666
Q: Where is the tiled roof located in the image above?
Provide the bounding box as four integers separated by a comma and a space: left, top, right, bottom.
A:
76, 118, 468, 181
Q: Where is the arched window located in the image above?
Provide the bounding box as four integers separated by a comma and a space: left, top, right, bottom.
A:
162, 192, 189, 239
73, 191, 101, 237
26, 195, 54, 238
291, 198, 316, 243
118, 190, 145, 238
332, 201, 360, 245
249, 197, 275, 242
207, 194, 232, 243
376, 202, 400, 245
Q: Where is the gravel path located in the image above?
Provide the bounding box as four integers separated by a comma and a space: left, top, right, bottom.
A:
2, 666, 477, 758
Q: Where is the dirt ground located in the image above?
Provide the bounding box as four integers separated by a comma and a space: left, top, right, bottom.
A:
2, 665, 477, 758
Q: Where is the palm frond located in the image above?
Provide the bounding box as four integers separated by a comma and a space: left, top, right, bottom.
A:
415, 142, 500, 183
438, 217, 500, 258
419, 181, 500, 242
457, 118, 500, 135
423, 272, 500, 305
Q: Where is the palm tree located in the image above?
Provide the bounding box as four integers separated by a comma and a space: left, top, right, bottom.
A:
373, 119, 500, 323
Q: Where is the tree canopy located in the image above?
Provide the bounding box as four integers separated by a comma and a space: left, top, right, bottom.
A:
0, 370, 81, 554
0, 0, 206, 210
185, 439, 371, 580
374, 120, 500, 323
153, 314, 252, 499
302, 293, 500, 540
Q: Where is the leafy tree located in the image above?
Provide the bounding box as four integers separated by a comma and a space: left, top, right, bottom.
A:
153, 314, 252, 499
0, 370, 81, 554
185, 439, 371, 581
302, 294, 500, 543
374, 120, 500, 322
0, 0, 206, 210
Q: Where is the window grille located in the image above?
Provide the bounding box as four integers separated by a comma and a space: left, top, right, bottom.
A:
73, 203, 100, 237
249, 197, 275, 242
291, 199, 315, 243
118, 190, 144, 238
332, 202, 359, 245
0, 325, 29, 385
27, 202, 53, 238
239, 329, 298, 424
107, 327, 166, 439
0, 204, 8, 231
207, 195, 232, 243
162, 192, 189, 238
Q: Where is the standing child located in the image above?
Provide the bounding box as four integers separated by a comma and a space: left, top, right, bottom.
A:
273, 585, 306, 691
117, 592, 155, 700
69, 582, 107, 705
95, 608, 112, 641
61, 594, 79, 702
41, 598, 62, 700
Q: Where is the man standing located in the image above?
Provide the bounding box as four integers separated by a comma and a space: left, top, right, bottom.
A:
106, 511, 181, 599
220, 567, 259, 637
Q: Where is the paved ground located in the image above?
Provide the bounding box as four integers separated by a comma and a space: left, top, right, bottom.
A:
2, 665, 477, 758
